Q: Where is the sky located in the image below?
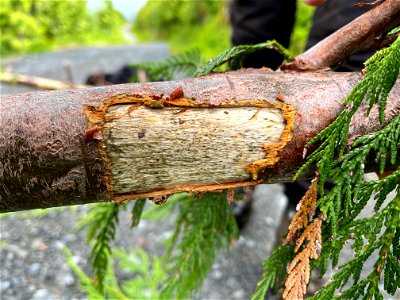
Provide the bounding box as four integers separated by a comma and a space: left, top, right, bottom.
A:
87, 0, 147, 21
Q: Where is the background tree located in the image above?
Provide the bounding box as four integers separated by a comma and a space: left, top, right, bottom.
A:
0, 0, 125, 56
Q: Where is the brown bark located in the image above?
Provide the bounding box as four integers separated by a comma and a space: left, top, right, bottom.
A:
1, 70, 399, 212
1, 1, 399, 212
281, 0, 400, 71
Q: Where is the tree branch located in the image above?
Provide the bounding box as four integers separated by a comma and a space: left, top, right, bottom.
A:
281, 0, 400, 70
1, 2, 399, 212
1, 70, 399, 212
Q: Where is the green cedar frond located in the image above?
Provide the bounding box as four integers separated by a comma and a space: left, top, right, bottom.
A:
311, 193, 400, 299
194, 40, 294, 77
362, 37, 400, 122
89, 203, 121, 293
384, 250, 400, 295
77, 203, 121, 293
63, 247, 105, 299
113, 247, 166, 299
131, 199, 146, 228
141, 193, 183, 221
271, 36, 400, 299
309, 240, 382, 300
295, 37, 400, 187
251, 245, 295, 300
317, 115, 400, 228
294, 38, 400, 238
160, 192, 239, 299
132, 49, 202, 81
315, 169, 399, 283
66, 246, 162, 300
388, 26, 400, 35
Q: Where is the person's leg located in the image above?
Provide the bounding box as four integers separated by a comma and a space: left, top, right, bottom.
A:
230, 0, 297, 69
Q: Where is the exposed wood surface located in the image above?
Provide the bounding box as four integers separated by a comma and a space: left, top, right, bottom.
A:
1, 70, 399, 212
104, 105, 285, 194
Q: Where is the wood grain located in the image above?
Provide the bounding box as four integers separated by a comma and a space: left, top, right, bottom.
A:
103, 105, 285, 194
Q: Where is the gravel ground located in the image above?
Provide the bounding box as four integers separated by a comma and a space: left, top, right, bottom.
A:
0, 184, 288, 300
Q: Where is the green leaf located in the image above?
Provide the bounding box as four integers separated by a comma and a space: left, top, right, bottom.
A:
194, 40, 293, 77
131, 199, 146, 228
160, 192, 239, 299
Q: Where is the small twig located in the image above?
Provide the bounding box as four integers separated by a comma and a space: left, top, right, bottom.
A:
361, 32, 400, 51
354, 0, 384, 7
0, 72, 90, 90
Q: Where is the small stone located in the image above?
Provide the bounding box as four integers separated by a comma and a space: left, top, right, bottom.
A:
28, 263, 41, 276
212, 269, 223, 279
5, 244, 28, 258
57, 273, 75, 286
237, 236, 246, 245
52, 240, 65, 250
32, 289, 56, 300
245, 239, 255, 248
0, 281, 11, 292
72, 255, 82, 265
64, 234, 76, 242
233, 289, 245, 299
31, 239, 48, 251
27, 284, 36, 293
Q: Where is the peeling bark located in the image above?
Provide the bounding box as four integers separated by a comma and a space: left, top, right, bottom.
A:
1, 70, 399, 212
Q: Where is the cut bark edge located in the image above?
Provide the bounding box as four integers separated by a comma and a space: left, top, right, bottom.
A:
83, 91, 297, 203
113, 180, 260, 204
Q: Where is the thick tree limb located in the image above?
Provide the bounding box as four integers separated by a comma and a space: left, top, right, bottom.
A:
1, 1, 400, 212
1, 70, 399, 212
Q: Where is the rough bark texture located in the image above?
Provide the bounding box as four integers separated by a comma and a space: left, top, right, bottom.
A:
1, 70, 399, 212
281, 0, 400, 71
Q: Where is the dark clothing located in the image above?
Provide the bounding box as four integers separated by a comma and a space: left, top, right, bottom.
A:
230, 0, 296, 69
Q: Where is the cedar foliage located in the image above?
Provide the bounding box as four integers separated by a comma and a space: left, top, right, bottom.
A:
160, 192, 239, 299
131, 49, 202, 81
194, 40, 294, 77
254, 35, 400, 299
75, 203, 121, 293
72, 36, 399, 299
